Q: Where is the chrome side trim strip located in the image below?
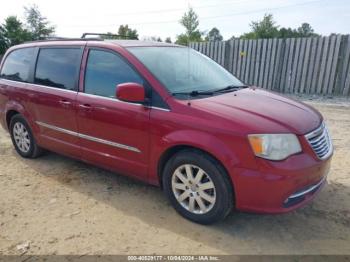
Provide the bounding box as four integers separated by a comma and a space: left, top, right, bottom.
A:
0, 78, 26, 85
288, 176, 327, 199
146, 106, 171, 112
78, 92, 144, 107
78, 132, 141, 153
79, 92, 171, 112
26, 82, 78, 93
0, 79, 78, 94
37, 121, 79, 136
36, 121, 141, 153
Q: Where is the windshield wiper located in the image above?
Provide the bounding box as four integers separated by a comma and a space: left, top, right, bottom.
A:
212, 84, 248, 93
172, 85, 248, 97
172, 90, 214, 97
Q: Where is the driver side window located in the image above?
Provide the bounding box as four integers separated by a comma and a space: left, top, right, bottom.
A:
84, 49, 143, 98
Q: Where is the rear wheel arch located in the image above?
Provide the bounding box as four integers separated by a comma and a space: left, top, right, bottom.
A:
6, 110, 20, 129
5, 101, 37, 134
9, 114, 43, 158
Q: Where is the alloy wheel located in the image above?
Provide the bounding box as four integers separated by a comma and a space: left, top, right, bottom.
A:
13, 122, 31, 153
171, 164, 216, 214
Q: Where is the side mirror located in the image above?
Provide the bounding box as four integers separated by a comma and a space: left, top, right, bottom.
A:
116, 82, 146, 104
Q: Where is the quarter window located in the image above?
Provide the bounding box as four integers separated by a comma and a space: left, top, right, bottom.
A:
84, 49, 143, 98
34, 48, 82, 90
0, 48, 35, 82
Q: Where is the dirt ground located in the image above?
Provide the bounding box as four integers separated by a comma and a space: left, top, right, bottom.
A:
0, 98, 349, 255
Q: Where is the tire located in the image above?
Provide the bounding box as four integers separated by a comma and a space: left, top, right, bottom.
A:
9, 114, 43, 158
162, 149, 234, 224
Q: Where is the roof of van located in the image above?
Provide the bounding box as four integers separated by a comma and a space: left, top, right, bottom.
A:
4, 39, 186, 54
105, 40, 183, 48
16, 39, 184, 48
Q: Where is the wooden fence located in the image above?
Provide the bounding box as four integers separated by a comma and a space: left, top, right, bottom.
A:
189, 35, 350, 96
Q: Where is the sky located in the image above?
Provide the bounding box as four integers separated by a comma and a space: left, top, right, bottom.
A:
1, 0, 349, 41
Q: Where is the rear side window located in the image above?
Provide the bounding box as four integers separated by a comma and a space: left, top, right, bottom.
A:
34, 48, 82, 90
84, 49, 143, 98
0, 48, 35, 82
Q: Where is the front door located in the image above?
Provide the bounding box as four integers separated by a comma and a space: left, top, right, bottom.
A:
77, 48, 150, 179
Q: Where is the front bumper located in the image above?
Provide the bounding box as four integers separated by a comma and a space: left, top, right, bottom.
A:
232, 151, 332, 214
283, 174, 327, 208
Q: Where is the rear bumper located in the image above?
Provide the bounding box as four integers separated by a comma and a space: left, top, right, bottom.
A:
233, 152, 332, 214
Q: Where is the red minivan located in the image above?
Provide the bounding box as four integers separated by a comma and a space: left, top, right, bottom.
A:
0, 38, 333, 224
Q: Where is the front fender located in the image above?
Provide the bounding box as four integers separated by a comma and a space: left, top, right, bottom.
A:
162, 129, 240, 166
148, 129, 257, 185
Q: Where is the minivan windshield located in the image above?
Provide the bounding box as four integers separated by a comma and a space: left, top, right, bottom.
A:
127, 47, 244, 97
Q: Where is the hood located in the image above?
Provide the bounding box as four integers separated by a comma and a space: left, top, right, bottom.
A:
190, 87, 322, 135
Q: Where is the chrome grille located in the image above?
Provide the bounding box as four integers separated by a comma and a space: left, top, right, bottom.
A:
305, 122, 333, 160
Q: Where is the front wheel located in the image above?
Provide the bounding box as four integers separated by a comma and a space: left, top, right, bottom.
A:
163, 150, 234, 224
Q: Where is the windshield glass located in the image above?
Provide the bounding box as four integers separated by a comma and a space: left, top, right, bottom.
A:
127, 47, 244, 95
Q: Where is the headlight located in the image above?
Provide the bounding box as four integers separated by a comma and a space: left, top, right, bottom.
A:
248, 134, 302, 160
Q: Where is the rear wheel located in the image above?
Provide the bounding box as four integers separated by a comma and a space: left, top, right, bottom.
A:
9, 114, 43, 158
163, 149, 233, 224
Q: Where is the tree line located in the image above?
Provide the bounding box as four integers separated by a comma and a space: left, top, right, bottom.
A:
0, 5, 55, 55
0, 5, 322, 55
175, 8, 319, 45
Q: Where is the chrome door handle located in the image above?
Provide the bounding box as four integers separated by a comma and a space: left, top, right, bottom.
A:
78, 104, 93, 112
59, 100, 71, 105
79, 104, 92, 109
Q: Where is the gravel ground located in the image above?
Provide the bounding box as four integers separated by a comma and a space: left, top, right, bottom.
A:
0, 97, 349, 255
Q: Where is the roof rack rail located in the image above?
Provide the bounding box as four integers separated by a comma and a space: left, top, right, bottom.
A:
24, 37, 103, 44
23, 32, 137, 44
81, 33, 138, 40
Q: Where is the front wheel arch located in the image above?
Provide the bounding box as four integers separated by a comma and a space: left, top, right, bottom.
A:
162, 148, 235, 223
158, 145, 235, 201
